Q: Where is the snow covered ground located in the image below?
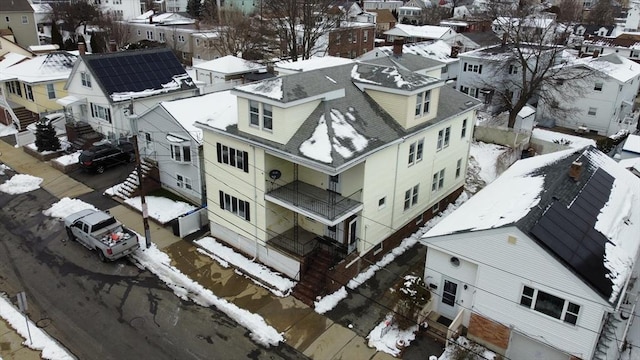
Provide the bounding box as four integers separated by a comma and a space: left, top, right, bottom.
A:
0, 174, 43, 194
123, 196, 197, 224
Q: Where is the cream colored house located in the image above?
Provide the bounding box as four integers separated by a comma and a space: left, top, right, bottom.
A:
0, 51, 76, 130
196, 60, 481, 304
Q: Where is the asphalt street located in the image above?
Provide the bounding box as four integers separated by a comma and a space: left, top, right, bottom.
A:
0, 166, 306, 360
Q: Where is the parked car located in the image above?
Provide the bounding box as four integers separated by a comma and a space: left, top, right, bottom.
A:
79, 141, 135, 174
64, 209, 139, 262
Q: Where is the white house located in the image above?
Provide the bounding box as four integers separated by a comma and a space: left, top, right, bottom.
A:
192, 55, 267, 93
136, 91, 237, 206
58, 48, 198, 144
384, 24, 457, 45
97, 0, 142, 20
195, 62, 481, 304
421, 146, 640, 360
537, 53, 640, 136
362, 0, 404, 11
620, 134, 640, 160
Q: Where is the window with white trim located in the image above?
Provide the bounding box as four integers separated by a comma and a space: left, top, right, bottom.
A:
219, 191, 250, 221
6, 81, 22, 96
249, 100, 273, 131
408, 138, 424, 165
176, 173, 192, 190
90, 103, 111, 122
432, 169, 445, 192
146, 30, 154, 40
594, 82, 603, 91
508, 64, 518, 74
404, 184, 419, 210
378, 196, 386, 209
216, 143, 249, 172
21, 15, 28, 24
81, 72, 92, 88
415, 90, 431, 117
170, 144, 191, 163
463, 62, 482, 73
159, 32, 165, 42
588, 107, 597, 116
520, 285, 580, 325
46, 83, 56, 99
24, 84, 34, 101
456, 158, 462, 178
437, 126, 450, 150
363, 30, 368, 42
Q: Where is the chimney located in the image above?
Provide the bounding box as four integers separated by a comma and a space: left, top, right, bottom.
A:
78, 42, 86, 56
568, 161, 583, 182
450, 45, 460, 58
501, 32, 508, 46
592, 49, 600, 58
109, 40, 117, 52
393, 38, 404, 57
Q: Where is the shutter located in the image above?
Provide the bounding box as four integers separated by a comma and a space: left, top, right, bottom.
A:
245, 202, 250, 221
90, 103, 95, 117
463, 62, 467, 71
243, 151, 249, 173
479, 65, 483, 74
219, 191, 224, 209
216, 143, 222, 163
107, 108, 112, 123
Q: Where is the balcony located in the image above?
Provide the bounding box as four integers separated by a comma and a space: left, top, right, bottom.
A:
265, 180, 363, 226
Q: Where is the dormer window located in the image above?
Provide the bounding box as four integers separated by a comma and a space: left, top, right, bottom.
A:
81, 72, 92, 88
415, 90, 431, 117
249, 100, 273, 132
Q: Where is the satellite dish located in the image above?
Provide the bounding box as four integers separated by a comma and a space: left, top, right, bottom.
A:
269, 169, 281, 180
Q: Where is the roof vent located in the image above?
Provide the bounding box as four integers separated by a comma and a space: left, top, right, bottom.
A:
568, 161, 583, 182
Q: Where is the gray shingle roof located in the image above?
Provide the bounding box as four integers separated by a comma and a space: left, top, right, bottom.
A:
361, 53, 445, 73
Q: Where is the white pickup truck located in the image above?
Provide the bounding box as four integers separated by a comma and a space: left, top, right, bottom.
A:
64, 209, 140, 261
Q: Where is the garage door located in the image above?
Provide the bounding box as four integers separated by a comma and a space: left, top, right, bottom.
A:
506, 332, 570, 360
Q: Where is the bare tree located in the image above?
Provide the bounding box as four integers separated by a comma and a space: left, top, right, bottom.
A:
554, 0, 583, 23
586, 0, 615, 26
474, 2, 598, 128
211, 9, 276, 60
50, 0, 101, 36
421, 7, 452, 25
262, 0, 339, 61
104, 17, 131, 50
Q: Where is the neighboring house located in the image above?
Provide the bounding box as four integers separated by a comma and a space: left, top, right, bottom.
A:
163, 0, 188, 13
58, 48, 198, 143
492, 13, 560, 45
195, 62, 481, 305
369, 9, 397, 38
30, 3, 52, 45
536, 53, 640, 136
273, 56, 355, 75
136, 91, 238, 206
326, 21, 376, 59
0, 30, 34, 57
453, 31, 501, 52
0, 0, 39, 47
192, 55, 269, 93
0, 51, 76, 131
384, 24, 457, 45
580, 34, 640, 63
217, 0, 258, 16
572, 24, 616, 38
421, 146, 640, 360
362, 0, 404, 11
191, 32, 224, 62
359, 40, 459, 81
620, 133, 640, 160
97, 0, 142, 20
439, 18, 492, 33
397, 0, 431, 24
455, 42, 557, 106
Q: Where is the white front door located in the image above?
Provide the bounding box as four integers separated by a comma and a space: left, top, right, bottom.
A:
440, 278, 459, 320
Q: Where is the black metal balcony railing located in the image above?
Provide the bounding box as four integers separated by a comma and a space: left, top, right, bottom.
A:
265, 180, 363, 224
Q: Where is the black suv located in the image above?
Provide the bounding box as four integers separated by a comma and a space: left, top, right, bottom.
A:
79, 141, 135, 173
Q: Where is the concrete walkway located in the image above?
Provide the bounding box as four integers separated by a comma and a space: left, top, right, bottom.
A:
0, 137, 397, 360
0, 318, 42, 360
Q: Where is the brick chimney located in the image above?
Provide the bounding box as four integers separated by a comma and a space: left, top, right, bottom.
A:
568, 161, 583, 182
78, 42, 86, 55
592, 49, 600, 58
109, 40, 117, 52
393, 38, 404, 57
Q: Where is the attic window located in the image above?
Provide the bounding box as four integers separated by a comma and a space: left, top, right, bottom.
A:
450, 257, 460, 267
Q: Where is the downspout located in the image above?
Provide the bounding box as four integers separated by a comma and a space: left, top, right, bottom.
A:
252, 145, 259, 261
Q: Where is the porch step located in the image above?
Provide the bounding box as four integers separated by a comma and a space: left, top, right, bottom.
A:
425, 313, 448, 344
292, 248, 334, 306
12, 107, 37, 130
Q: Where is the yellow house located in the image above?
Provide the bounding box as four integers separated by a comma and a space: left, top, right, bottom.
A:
0, 51, 77, 130
196, 60, 482, 304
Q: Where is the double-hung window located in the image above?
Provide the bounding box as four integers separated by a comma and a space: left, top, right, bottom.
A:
176, 174, 192, 190
520, 286, 580, 325
408, 139, 424, 165
216, 143, 249, 172
432, 169, 445, 192
170, 144, 191, 163
24, 84, 34, 101
46, 83, 56, 99
403, 184, 419, 210
81, 72, 92, 88
415, 90, 431, 117
90, 103, 111, 122
437, 126, 450, 150
219, 191, 250, 221
461, 119, 467, 138
249, 100, 273, 132
456, 159, 462, 178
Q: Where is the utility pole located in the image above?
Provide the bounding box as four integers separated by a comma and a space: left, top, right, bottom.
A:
128, 101, 151, 249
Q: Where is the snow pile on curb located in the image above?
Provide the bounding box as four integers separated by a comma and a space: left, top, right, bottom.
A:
0, 174, 43, 194
43, 197, 97, 219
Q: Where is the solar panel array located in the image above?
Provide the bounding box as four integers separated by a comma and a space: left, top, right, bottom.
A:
530, 168, 614, 299
86, 49, 187, 95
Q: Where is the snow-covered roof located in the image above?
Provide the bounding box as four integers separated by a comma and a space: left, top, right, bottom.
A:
30, 3, 52, 13
131, 11, 195, 25
622, 134, 640, 154
0, 53, 28, 70
359, 40, 456, 64
517, 105, 535, 118
384, 24, 453, 39
424, 146, 640, 304
573, 53, 640, 83
193, 55, 266, 75
159, 90, 237, 144
274, 56, 355, 73
531, 128, 597, 149
0, 51, 76, 83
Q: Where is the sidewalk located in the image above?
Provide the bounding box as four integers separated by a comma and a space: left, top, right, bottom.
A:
0, 318, 42, 360
0, 137, 396, 360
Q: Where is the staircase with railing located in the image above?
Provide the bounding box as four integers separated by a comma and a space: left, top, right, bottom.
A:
109, 159, 160, 200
